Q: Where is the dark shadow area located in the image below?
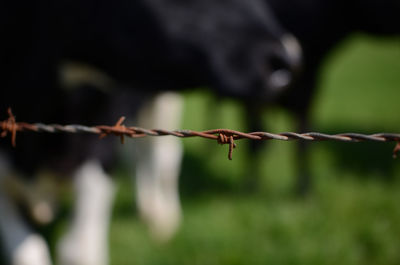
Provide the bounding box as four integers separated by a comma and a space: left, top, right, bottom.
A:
108, 167, 139, 219
111, 191, 138, 219
0, 241, 5, 265
179, 152, 237, 198
314, 124, 399, 181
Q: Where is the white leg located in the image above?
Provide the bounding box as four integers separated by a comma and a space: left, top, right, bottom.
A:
57, 160, 115, 265
135, 92, 183, 241
0, 153, 52, 265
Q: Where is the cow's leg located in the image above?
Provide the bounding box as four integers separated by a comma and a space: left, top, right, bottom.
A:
0, 153, 52, 265
57, 160, 115, 265
294, 112, 311, 196
135, 92, 183, 242
290, 74, 317, 196
243, 103, 265, 191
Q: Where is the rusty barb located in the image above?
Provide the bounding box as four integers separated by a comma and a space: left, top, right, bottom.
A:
1, 108, 400, 160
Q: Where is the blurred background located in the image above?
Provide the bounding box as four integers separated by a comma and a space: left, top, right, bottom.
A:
42, 35, 399, 265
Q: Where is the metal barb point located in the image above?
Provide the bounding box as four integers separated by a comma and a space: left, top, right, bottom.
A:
393, 142, 400, 159
99, 116, 127, 144
217, 133, 237, 160
0, 108, 18, 147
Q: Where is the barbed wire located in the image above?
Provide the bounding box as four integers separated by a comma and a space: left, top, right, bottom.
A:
1, 108, 400, 160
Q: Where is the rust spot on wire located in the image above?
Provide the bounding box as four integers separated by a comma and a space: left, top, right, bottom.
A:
393, 142, 400, 159
1, 108, 400, 160
0, 108, 18, 147
98, 116, 129, 144
217, 133, 237, 160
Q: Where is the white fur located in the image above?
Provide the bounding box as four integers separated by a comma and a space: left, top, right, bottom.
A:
135, 92, 183, 241
57, 160, 115, 265
12, 234, 52, 265
0, 170, 52, 265
281, 33, 302, 66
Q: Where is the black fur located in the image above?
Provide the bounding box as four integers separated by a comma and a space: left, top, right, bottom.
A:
1, 0, 295, 175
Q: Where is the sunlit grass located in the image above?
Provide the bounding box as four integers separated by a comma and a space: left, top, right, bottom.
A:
110, 179, 400, 265
314, 35, 400, 129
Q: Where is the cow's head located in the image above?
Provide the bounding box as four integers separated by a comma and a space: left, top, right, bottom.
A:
66, 0, 301, 102
144, 0, 302, 101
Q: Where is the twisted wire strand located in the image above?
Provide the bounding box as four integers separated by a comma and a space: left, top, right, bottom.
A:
1, 108, 399, 160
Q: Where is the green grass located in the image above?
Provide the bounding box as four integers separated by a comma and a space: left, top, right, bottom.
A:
110, 186, 400, 265
314, 35, 400, 129
52, 35, 400, 265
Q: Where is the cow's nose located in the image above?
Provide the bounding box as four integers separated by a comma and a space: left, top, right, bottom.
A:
268, 68, 292, 91
267, 34, 302, 92
280, 34, 302, 70
267, 51, 294, 92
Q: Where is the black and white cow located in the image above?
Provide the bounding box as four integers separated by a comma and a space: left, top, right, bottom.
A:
0, 0, 301, 264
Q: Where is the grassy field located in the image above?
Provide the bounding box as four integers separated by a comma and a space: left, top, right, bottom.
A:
53, 35, 400, 265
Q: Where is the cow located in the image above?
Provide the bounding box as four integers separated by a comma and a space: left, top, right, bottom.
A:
0, 0, 301, 264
